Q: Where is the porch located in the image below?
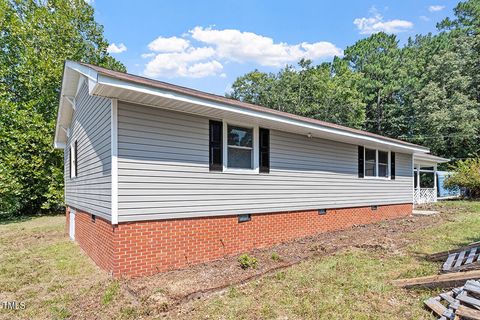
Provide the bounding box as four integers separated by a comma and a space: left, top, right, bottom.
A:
413, 154, 449, 205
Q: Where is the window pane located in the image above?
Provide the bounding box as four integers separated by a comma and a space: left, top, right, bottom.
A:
228, 125, 253, 147
379, 164, 388, 177
378, 151, 388, 164
365, 162, 376, 176
228, 147, 252, 169
365, 148, 376, 177
365, 148, 376, 161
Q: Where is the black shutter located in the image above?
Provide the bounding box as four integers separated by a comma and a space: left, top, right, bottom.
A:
69, 146, 72, 178
358, 146, 364, 178
391, 152, 396, 180
259, 128, 270, 173
209, 120, 223, 171
74, 140, 78, 177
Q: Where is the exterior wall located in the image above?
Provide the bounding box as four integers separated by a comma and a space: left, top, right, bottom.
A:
68, 203, 412, 278
117, 101, 413, 223
67, 207, 115, 272
65, 82, 112, 220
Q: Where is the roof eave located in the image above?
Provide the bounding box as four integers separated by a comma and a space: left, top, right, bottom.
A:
54, 61, 99, 149
94, 72, 429, 154
54, 61, 431, 154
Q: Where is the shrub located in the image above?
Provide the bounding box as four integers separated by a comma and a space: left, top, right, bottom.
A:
238, 254, 258, 269
444, 157, 480, 198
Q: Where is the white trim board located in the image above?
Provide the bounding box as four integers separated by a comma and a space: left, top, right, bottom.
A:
111, 99, 118, 225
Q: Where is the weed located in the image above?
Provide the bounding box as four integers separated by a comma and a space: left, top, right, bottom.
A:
102, 281, 120, 305
271, 252, 281, 261
238, 253, 258, 269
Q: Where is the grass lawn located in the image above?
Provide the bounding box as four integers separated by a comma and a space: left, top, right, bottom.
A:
1, 201, 480, 319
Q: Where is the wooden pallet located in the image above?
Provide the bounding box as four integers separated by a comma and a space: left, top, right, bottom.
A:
428, 242, 480, 262
443, 247, 480, 273
425, 280, 480, 320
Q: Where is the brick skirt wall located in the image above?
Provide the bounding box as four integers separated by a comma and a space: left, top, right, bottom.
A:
66, 207, 115, 273
67, 203, 412, 278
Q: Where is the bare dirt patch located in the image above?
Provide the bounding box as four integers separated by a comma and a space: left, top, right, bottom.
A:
123, 206, 452, 316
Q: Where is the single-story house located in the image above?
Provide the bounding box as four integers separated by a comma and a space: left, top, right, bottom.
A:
54, 61, 448, 278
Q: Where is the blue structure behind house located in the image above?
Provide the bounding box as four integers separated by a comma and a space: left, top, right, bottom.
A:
437, 171, 461, 198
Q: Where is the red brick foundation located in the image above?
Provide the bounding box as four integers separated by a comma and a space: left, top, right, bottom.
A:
66, 207, 115, 273
67, 203, 412, 278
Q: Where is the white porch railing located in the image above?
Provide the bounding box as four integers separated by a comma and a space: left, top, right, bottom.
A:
414, 188, 437, 204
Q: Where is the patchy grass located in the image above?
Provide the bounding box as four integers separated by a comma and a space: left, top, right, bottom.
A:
0, 201, 479, 319
172, 201, 480, 319
0, 215, 135, 320
102, 281, 120, 305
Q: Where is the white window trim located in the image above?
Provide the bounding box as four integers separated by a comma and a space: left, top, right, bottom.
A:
70, 142, 77, 179
222, 120, 259, 174
364, 147, 391, 180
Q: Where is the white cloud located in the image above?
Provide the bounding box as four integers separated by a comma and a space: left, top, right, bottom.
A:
142, 27, 342, 78
84, 0, 94, 4
107, 43, 127, 54
186, 61, 224, 78
354, 8, 413, 34
144, 47, 221, 78
148, 36, 190, 53
141, 53, 155, 59
419, 15, 431, 22
189, 26, 342, 67
429, 5, 445, 12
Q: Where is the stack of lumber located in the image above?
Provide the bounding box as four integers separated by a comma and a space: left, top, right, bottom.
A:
424, 280, 480, 320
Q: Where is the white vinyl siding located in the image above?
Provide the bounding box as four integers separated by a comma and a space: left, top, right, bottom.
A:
117, 102, 413, 223
64, 82, 112, 220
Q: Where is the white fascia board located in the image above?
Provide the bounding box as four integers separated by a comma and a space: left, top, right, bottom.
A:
54, 62, 99, 149
413, 154, 449, 164
96, 74, 430, 154
65, 61, 98, 82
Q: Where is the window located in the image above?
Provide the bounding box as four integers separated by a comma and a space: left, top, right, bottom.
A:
365, 148, 376, 177
227, 125, 254, 170
210, 120, 269, 173
378, 151, 389, 178
70, 140, 77, 178
363, 148, 390, 179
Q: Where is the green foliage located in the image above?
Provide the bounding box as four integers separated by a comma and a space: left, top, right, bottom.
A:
445, 157, 480, 198
0, 0, 125, 216
238, 254, 258, 269
228, 58, 366, 129
229, 0, 480, 159
270, 252, 281, 262
102, 281, 120, 305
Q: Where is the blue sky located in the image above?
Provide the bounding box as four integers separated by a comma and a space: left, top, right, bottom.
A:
92, 0, 457, 95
